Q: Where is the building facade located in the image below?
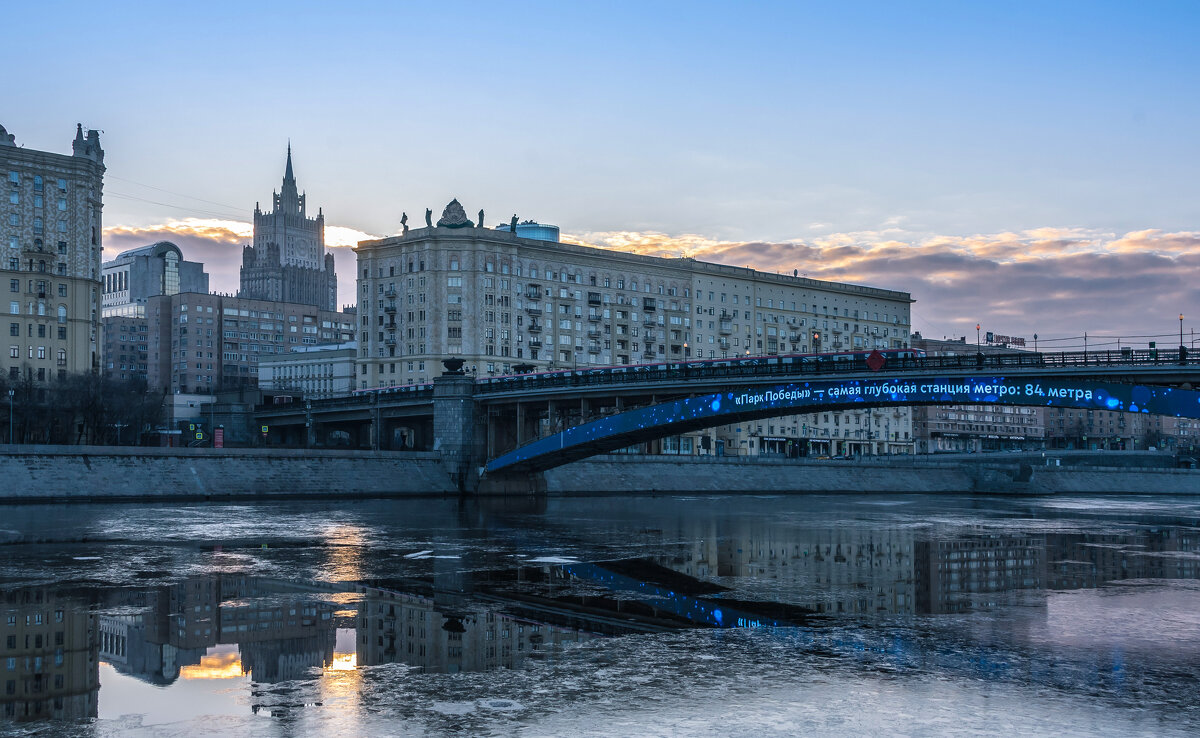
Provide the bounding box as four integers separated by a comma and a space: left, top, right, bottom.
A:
239, 147, 336, 311
101, 241, 208, 318
355, 199, 915, 456
909, 334, 1046, 452
355, 200, 913, 384
145, 292, 355, 394
257, 342, 358, 399
1, 123, 104, 383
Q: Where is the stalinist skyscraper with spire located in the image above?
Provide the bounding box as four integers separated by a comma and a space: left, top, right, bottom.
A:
239, 146, 336, 310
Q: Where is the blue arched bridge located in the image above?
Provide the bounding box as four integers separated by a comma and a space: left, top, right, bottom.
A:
254, 349, 1200, 489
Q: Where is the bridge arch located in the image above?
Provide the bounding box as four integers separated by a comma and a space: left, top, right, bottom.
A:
486, 374, 1200, 473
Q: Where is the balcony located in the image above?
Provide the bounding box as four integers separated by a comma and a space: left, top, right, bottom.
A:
525, 306, 542, 316
384, 336, 397, 347
384, 287, 397, 299
587, 343, 601, 354
642, 350, 657, 359
642, 317, 658, 327
525, 288, 541, 300
383, 303, 397, 313
529, 339, 543, 348
587, 313, 602, 322
527, 323, 542, 333
719, 321, 733, 335
789, 333, 803, 342
587, 292, 602, 306
587, 329, 601, 339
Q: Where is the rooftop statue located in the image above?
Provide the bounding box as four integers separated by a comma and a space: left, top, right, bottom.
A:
437, 199, 474, 228
510, 214, 518, 233
425, 208, 432, 227
401, 212, 409, 234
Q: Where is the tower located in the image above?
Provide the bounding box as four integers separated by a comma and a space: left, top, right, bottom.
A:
239, 146, 336, 310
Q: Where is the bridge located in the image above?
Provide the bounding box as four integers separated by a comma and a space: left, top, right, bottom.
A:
255, 349, 1200, 491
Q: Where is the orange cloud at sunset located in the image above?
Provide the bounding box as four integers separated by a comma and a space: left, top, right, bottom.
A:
568, 227, 1200, 344
103, 219, 1200, 344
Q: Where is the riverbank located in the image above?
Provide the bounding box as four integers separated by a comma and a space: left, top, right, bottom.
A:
0, 447, 1196, 501
542, 455, 1200, 495
0, 446, 457, 501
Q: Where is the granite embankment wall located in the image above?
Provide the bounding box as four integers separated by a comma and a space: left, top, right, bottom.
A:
1, 448, 1197, 501
0, 446, 456, 501
541, 455, 1200, 495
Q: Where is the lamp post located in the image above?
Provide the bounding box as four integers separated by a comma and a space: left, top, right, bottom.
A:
1181, 313, 1185, 349
111, 422, 128, 446
683, 342, 688, 359
7, 388, 13, 445
976, 324, 981, 348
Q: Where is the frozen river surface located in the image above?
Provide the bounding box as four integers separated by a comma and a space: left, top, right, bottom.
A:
0, 493, 1198, 736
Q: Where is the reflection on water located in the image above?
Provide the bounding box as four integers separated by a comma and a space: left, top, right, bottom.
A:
0, 495, 1197, 733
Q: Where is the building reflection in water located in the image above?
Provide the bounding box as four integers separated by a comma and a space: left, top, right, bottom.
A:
96, 576, 341, 686
644, 517, 1199, 617
2, 508, 1198, 725
0, 589, 98, 722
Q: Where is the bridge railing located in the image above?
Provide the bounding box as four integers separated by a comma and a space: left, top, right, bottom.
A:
474, 348, 1196, 396
255, 385, 434, 413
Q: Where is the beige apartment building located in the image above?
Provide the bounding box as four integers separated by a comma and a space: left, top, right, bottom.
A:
1, 123, 105, 383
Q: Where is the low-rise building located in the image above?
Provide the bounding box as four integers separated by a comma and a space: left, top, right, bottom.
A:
258, 342, 357, 399
910, 334, 1045, 453
145, 292, 354, 395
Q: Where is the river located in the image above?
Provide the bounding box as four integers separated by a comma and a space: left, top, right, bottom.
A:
0, 494, 1197, 736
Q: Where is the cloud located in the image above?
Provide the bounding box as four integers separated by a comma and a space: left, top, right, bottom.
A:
103, 218, 379, 307
105, 218, 1200, 347
565, 227, 1200, 346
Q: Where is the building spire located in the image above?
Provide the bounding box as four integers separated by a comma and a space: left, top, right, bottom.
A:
276, 142, 302, 214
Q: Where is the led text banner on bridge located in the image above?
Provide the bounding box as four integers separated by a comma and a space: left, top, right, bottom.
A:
486, 375, 1200, 472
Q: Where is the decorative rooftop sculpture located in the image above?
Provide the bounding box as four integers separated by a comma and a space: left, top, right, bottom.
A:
436, 199, 474, 228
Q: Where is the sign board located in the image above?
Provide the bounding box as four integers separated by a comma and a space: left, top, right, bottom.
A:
214, 428, 224, 449
261, 425, 269, 434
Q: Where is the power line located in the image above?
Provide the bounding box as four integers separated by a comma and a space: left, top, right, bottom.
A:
106, 174, 246, 214
106, 191, 250, 224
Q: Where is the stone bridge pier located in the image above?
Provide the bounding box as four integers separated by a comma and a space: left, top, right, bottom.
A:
433, 370, 544, 495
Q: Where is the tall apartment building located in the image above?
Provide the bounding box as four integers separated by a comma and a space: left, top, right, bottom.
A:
239, 146, 336, 311
145, 292, 355, 394
1, 123, 104, 383
356, 199, 915, 455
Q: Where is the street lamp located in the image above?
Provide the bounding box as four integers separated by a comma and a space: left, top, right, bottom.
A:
7, 388, 13, 445
976, 324, 981, 348
1181, 313, 1185, 349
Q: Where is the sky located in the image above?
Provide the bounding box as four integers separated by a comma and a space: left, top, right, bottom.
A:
4, 1, 1199, 350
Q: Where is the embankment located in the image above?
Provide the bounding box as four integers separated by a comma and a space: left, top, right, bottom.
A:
1, 448, 1197, 501
0, 446, 456, 501
541, 455, 1200, 495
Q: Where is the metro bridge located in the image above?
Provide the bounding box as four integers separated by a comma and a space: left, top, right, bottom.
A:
255, 349, 1200, 491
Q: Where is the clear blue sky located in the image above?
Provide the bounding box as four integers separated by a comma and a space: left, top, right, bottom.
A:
4, 1, 1199, 342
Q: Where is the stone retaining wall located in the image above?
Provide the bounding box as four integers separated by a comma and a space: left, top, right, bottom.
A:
542, 456, 1200, 495
0, 446, 456, 501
